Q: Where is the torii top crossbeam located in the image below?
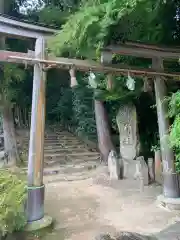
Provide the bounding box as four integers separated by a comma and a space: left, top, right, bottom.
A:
0, 14, 57, 38
102, 41, 180, 59
0, 14, 179, 78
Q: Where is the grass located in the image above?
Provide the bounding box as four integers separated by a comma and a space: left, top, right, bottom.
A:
0, 170, 27, 237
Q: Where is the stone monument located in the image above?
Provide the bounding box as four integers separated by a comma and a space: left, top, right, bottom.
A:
108, 150, 122, 180
116, 102, 140, 178
134, 156, 149, 188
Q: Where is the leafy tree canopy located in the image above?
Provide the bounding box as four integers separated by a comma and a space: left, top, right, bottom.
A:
49, 0, 179, 59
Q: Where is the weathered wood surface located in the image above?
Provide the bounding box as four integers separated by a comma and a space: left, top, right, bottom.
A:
152, 58, 175, 174
28, 37, 46, 186
155, 150, 163, 184
0, 50, 180, 78
7, 54, 180, 78
0, 50, 34, 62
103, 41, 180, 59
94, 99, 114, 162
0, 14, 56, 39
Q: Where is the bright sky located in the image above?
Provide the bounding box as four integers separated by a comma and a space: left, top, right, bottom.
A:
20, 0, 44, 14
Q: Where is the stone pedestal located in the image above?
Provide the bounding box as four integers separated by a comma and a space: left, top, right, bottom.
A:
25, 185, 53, 231
157, 195, 180, 211
163, 172, 180, 198
25, 215, 53, 232
26, 185, 45, 222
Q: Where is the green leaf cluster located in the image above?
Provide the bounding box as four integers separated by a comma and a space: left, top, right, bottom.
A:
169, 91, 180, 173
50, 84, 97, 141
0, 64, 26, 104
72, 86, 97, 140
49, 0, 148, 58
0, 170, 27, 237
37, 6, 71, 26
48, 0, 176, 59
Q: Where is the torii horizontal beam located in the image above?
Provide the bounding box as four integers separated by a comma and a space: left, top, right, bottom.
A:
0, 14, 57, 39
0, 50, 34, 62
102, 41, 180, 59
0, 50, 179, 79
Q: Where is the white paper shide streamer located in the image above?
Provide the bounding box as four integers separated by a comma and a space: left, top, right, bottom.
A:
126, 72, 135, 91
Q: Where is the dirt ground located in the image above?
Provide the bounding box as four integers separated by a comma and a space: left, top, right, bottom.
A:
41, 165, 180, 240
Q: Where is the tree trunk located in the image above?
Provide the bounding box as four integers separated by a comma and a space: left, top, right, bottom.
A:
2, 100, 19, 166
0, 0, 19, 166
94, 99, 114, 162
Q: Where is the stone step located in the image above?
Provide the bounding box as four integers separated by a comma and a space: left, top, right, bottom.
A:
58, 140, 82, 144
23, 135, 59, 138
68, 151, 99, 156
44, 148, 93, 154
23, 139, 59, 142
44, 151, 99, 158
57, 136, 75, 139
44, 145, 85, 150
24, 144, 86, 150
23, 139, 82, 145
44, 157, 100, 164
46, 144, 85, 148
44, 155, 100, 164
24, 142, 62, 146
44, 160, 99, 168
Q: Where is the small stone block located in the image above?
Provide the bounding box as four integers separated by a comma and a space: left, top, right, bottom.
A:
135, 156, 149, 186
108, 150, 120, 180
157, 195, 180, 211
25, 215, 53, 232
148, 158, 155, 182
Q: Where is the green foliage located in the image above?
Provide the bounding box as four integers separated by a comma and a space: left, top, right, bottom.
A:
48, 0, 177, 59
37, 6, 70, 26
151, 143, 160, 152
169, 115, 180, 149
50, 84, 97, 141
0, 170, 27, 236
0, 64, 26, 103
72, 86, 97, 140
52, 87, 73, 125
169, 91, 180, 117
169, 91, 180, 173
49, 0, 148, 58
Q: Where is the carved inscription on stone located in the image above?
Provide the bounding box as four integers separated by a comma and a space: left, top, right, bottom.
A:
116, 103, 138, 160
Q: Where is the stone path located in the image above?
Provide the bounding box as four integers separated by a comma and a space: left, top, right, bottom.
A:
17, 128, 100, 176
42, 170, 180, 240
17, 129, 180, 240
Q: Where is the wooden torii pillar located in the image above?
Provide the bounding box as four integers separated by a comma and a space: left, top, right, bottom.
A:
152, 58, 179, 198
26, 37, 47, 223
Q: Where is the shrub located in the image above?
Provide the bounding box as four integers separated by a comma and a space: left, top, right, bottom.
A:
0, 170, 27, 237
169, 91, 180, 173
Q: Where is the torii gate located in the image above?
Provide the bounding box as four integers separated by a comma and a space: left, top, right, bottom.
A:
0, 14, 57, 227
1, 14, 180, 228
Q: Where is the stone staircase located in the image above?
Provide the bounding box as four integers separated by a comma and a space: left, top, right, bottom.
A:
17, 129, 101, 175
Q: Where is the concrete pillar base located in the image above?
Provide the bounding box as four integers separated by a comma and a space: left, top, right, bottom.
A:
26, 185, 45, 222
25, 215, 53, 232
157, 194, 180, 211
